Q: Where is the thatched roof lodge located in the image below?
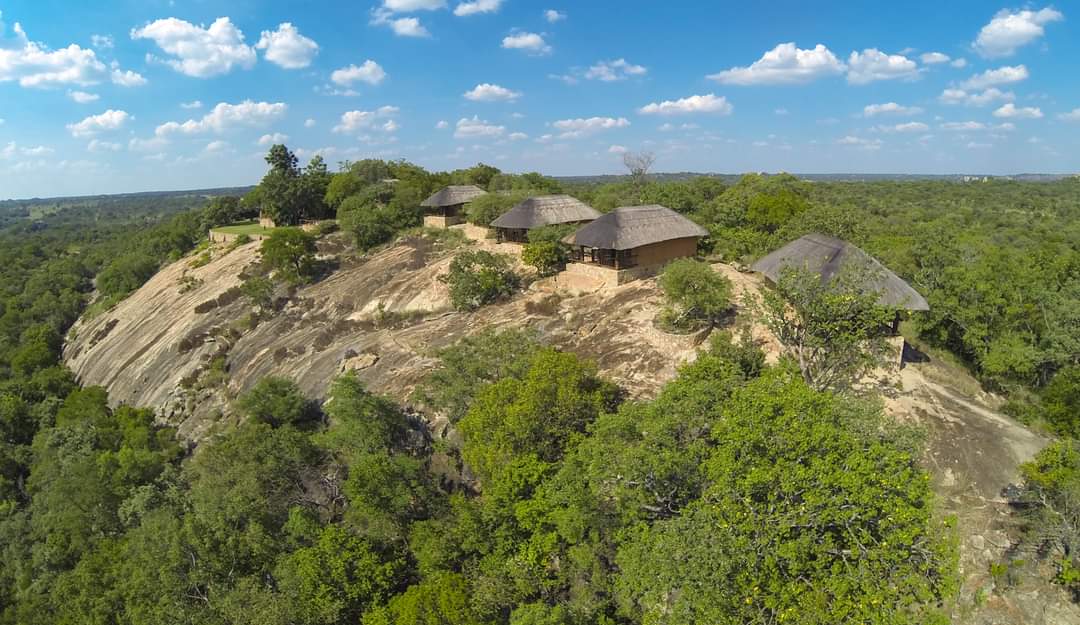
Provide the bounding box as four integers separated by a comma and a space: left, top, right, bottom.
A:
420, 185, 487, 228
751, 233, 929, 311
560, 205, 708, 287
490, 195, 602, 242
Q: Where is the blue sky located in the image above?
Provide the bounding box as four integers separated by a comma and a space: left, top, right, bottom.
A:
1, 1, 1078, 199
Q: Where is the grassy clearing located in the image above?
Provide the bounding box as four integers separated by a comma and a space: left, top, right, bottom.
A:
210, 221, 276, 236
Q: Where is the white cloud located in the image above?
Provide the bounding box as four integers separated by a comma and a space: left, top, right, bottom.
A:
131, 17, 257, 78
960, 65, 1028, 90
256, 23, 318, 69
0, 20, 112, 87
940, 121, 986, 131
551, 116, 630, 138
837, 135, 883, 150
939, 87, 1014, 107
128, 136, 168, 152
67, 109, 130, 137
501, 31, 551, 55
707, 42, 844, 85
257, 132, 289, 145
950, 58, 968, 68
204, 140, 230, 153
1058, 108, 1080, 122
86, 139, 121, 152
90, 34, 114, 49
846, 49, 919, 84
435, 120, 449, 129
463, 83, 521, 101
371, 10, 432, 38
993, 103, 1043, 119
333, 106, 400, 134
608, 144, 627, 154
67, 90, 99, 103
544, 9, 566, 22
454, 0, 503, 16
920, 51, 951, 64
110, 67, 147, 86
585, 58, 647, 81
638, 93, 732, 116
382, 0, 445, 10
878, 121, 929, 133
863, 102, 923, 117
181, 100, 203, 109
508, 132, 527, 140
155, 100, 287, 136
974, 8, 1064, 58
774, 108, 789, 115
454, 116, 505, 139
331, 60, 386, 86
304, 118, 316, 128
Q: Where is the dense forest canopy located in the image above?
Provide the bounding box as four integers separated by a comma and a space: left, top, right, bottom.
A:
1, 154, 1079, 623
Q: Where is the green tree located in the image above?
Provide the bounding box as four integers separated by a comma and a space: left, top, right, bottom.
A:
236, 377, 320, 428
440, 251, 519, 312
615, 369, 956, 625
1014, 440, 1080, 594
760, 265, 894, 392
657, 259, 732, 330
261, 227, 318, 283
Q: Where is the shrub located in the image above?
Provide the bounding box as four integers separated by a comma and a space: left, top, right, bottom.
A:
235, 376, 321, 428
657, 259, 733, 330
440, 250, 519, 311
464, 193, 519, 226
261, 227, 318, 283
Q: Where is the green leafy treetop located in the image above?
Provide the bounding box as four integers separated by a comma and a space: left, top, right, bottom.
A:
760, 264, 895, 392
261, 227, 319, 284
657, 258, 733, 330
440, 250, 520, 311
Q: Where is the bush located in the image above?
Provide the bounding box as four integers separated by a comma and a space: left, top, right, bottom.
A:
440, 250, 519, 311
95, 253, 159, 297
261, 228, 318, 283
521, 241, 562, 276
657, 259, 732, 330
464, 193, 519, 226
236, 376, 321, 428
1042, 366, 1080, 437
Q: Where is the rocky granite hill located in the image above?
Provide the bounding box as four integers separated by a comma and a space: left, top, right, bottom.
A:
63, 228, 1072, 624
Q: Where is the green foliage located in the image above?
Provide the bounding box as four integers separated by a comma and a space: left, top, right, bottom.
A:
414, 329, 542, 423
440, 250, 520, 311
459, 348, 622, 485
521, 224, 574, 276
254, 146, 332, 225
760, 265, 895, 392
465, 192, 521, 227
95, 253, 159, 298
363, 573, 480, 625
614, 369, 956, 625
261, 227, 318, 283
1041, 366, 1080, 437
657, 259, 732, 330
201, 195, 255, 230
236, 376, 321, 428
1015, 440, 1080, 595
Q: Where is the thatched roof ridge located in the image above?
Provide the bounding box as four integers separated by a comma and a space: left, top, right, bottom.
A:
490, 195, 601, 230
561, 205, 708, 250
750, 233, 930, 311
421, 185, 487, 207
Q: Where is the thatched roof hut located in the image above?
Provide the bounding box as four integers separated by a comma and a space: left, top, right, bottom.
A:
561, 205, 707, 272
562, 205, 708, 250
490, 195, 601, 242
751, 233, 929, 311
492, 195, 601, 230
421, 185, 487, 208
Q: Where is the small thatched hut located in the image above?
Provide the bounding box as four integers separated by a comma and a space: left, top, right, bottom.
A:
490, 195, 601, 243
752, 233, 928, 334
560, 205, 707, 286
420, 185, 488, 228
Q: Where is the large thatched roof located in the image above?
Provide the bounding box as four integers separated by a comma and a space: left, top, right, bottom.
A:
421, 185, 487, 208
562, 205, 708, 250
490, 195, 602, 230
751, 233, 929, 311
